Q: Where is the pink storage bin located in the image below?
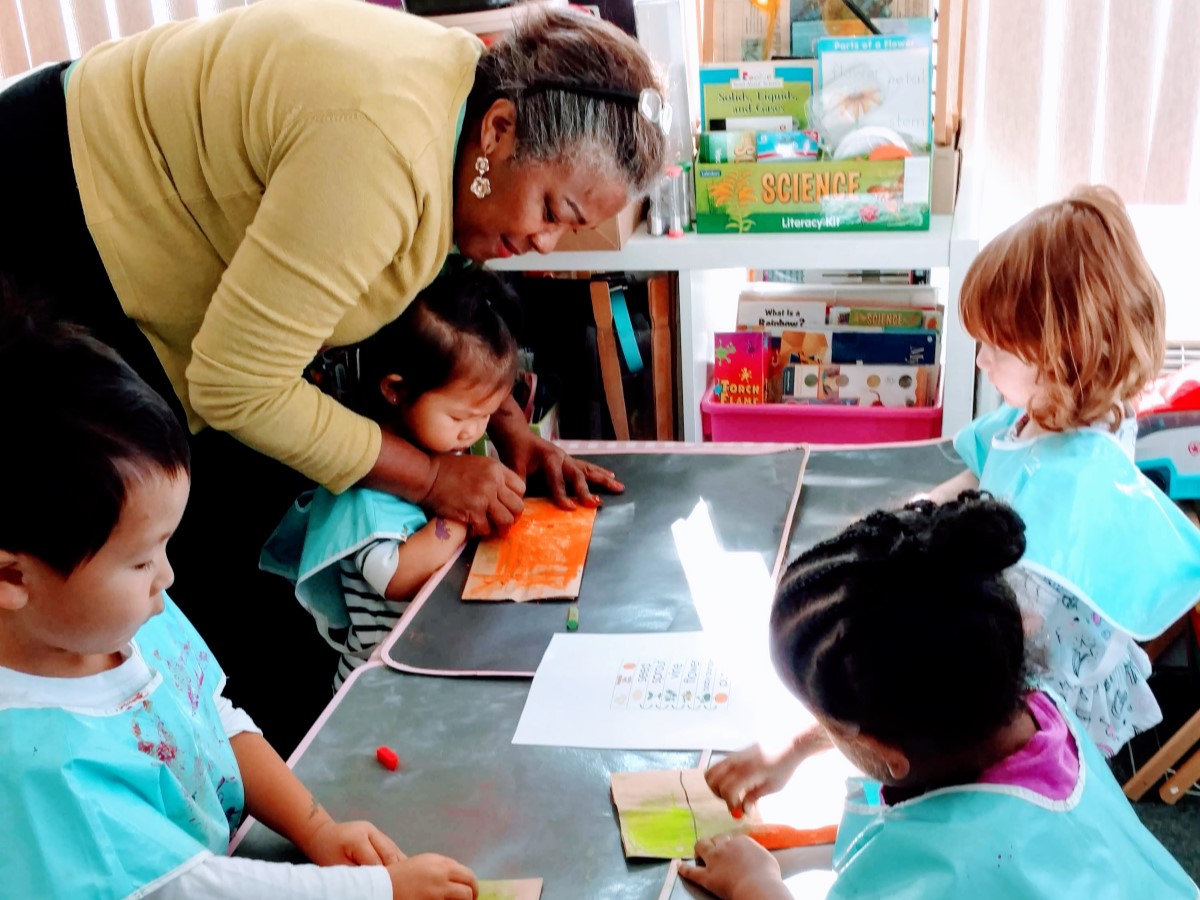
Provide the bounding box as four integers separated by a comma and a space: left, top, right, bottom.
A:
701, 388, 943, 444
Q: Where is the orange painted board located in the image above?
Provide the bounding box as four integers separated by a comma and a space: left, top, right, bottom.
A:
462, 499, 597, 602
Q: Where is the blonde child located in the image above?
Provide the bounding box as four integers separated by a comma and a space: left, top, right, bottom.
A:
262, 268, 612, 687
682, 494, 1196, 899
0, 313, 476, 898
925, 186, 1200, 756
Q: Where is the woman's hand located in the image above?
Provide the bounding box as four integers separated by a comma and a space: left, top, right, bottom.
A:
386, 853, 478, 900
365, 432, 523, 536
422, 453, 525, 537
301, 819, 405, 867
487, 394, 623, 510
678, 835, 789, 900
499, 433, 623, 510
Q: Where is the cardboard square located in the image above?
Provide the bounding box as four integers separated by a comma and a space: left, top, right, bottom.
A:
462, 499, 597, 602
610, 769, 761, 859
478, 878, 543, 900
551, 200, 642, 252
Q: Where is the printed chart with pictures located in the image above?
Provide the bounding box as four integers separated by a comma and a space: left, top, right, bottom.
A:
513, 633, 789, 751
610, 657, 731, 713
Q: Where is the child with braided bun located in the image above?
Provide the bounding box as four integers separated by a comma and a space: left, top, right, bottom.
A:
683, 492, 1195, 899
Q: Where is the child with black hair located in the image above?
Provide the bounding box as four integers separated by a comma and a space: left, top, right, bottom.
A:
262, 268, 595, 687
0, 313, 477, 897
683, 493, 1195, 899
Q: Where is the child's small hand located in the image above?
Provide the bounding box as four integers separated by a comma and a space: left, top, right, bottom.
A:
679, 834, 788, 900
386, 853, 478, 900
302, 819, 405, 867
706, 742, 804, 817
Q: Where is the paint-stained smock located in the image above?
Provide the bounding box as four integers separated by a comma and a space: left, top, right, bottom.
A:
954, 403, 1200, 755
0, 596, 246, 898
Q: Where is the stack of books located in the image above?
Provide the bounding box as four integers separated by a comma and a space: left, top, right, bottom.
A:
712, 282, 941, 408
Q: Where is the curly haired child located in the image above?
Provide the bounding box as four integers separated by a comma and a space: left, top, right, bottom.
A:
926, 186, 1200, 756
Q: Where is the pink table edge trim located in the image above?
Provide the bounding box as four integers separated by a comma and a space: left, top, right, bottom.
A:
556, 439, 805, 454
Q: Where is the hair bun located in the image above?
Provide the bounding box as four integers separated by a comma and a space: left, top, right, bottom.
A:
925, 492, 1026, 575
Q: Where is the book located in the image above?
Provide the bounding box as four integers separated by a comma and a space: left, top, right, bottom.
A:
828, 305, 942, 330
831, 328, 938, 365
755, 130, 820, 161
700, 61, 816, 132
704, 0, 932, 64
736, 290, 828, 334
814, 32, 933, 151
782, 362, 936, 407
740, 283, 937, 308
699, 131, 758, 164
713, 331, 769, 404
793, 269, 931, 284
791, 17, 931, 59
775, 326, 937, 366
789, 0, 932, 21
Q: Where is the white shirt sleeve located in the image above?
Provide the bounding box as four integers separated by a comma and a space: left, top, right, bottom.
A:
356, 538, 402, 597
149, 854, 392, 899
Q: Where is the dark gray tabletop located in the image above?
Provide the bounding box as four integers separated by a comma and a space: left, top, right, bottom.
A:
786, 440, 965, 561
237, 441, 969, 900
384, 450, 807, 676
233, 663, 697, 899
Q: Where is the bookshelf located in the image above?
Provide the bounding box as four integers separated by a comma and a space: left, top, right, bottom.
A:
489, 163, 981, 442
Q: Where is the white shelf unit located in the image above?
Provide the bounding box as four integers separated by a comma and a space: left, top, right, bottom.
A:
490, 170, 981, 442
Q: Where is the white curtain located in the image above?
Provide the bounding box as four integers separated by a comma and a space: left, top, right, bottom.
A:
0, 0, 252, 83
961, 0, 1200, 239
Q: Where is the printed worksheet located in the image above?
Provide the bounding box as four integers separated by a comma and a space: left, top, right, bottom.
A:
512, 632, 803, 750
609, 656, 731, 712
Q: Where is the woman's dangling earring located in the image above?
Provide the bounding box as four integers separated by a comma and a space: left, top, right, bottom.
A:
471, 156, 492, 199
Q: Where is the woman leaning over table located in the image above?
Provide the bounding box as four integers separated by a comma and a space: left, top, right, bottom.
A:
0, 0, 666, 750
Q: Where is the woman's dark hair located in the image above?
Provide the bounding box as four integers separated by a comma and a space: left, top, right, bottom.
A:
467, 8, 667, 196
352, 267, 521, 420
0, 301, 191, 575
770, 492, 1028, 757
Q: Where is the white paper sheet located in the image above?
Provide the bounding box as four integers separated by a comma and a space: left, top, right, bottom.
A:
512, 632, 809, 750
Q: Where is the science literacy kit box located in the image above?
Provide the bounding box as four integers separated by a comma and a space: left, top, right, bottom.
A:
694, 31, 933, 233
694, 156, 929, 232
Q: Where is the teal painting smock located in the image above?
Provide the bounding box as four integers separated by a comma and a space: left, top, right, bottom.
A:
0, 596, 244, 898
828, 692, 1197, 898
260, 486, 427, 645
954, 404, 1200, 640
